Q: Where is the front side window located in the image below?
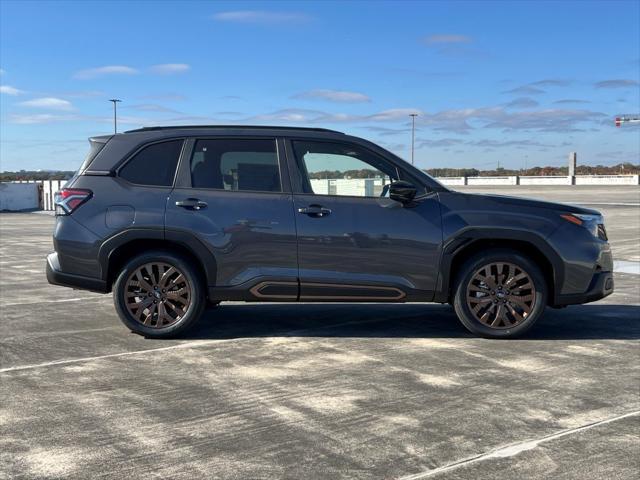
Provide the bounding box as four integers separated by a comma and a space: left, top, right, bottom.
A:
119, 139, 183, 186
292, 140, 398, 197
190, 139, 281, 192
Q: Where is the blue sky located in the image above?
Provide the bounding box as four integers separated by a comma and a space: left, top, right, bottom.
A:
1, 0, 638, 171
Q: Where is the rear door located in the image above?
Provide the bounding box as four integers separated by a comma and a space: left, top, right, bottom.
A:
166, 137, 299, 299
286, 138, 442, 301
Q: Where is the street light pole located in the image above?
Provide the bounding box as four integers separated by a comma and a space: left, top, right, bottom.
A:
109, 99, 122, 134
409, 113, 418, 165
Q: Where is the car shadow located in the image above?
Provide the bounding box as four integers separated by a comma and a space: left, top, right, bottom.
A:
179, 303, 640, 341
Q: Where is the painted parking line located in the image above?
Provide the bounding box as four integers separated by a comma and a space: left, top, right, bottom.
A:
0, 316, 390, 373
396, 410, 640, 479
614, 260, 640, 275
581, 202, 640, 206
0, 296, 108, 307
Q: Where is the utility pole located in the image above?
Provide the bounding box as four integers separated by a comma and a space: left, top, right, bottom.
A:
409, 113, 418, 165
109, 99, 122, 134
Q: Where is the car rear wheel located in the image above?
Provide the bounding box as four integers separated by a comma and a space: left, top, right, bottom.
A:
453, 249, 547, 338
113, 250, 205, 338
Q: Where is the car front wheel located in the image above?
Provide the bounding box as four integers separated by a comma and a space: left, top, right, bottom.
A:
113, 250, 205, 338
453, 249, 547, 338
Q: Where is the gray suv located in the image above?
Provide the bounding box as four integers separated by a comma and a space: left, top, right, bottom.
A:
47, 126, 614, 338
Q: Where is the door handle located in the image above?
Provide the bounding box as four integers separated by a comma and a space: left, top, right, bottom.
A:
298, 204, 331, 217
175, 198, 208, 210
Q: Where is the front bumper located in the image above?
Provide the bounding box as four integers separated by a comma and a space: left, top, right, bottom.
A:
554, 271, 614, 306
46, 252, 108, 293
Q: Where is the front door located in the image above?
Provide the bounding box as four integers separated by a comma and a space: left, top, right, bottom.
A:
166, 137, 299, 299
287, 139, 442, 301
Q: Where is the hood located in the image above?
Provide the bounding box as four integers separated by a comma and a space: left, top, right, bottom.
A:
459, 192, 601, 215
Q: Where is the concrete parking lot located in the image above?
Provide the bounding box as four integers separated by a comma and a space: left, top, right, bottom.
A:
1, 185, 638, 479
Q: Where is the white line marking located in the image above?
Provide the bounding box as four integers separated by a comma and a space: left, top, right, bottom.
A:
1, 297, 106, 307
0, 316, 388, 373
581, 203, 640, 206
0, 341, 214, 373
614, 260, 640, 275
396, 410, 640, 479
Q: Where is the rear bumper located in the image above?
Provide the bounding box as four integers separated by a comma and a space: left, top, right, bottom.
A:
554, 271, 614, 306
46, 252, 108, 293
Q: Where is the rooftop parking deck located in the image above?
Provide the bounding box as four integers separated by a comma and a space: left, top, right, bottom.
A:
0, 186, 638, 479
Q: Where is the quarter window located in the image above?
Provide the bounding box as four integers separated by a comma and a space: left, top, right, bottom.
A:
119, 140, 183, 186
190, 139, 281, 192
292, 140, 398, 197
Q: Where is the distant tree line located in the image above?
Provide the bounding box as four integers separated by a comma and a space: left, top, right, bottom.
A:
1, 170, 75, 181
424, 163, 640, 177
309, 169, 384, 179
1, 163, 638, 182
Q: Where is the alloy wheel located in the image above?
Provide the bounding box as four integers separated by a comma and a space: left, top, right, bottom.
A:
466, 262, 536, 329
124, 262, 192, 328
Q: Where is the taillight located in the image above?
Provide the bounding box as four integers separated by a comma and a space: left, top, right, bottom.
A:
54, 188, 92, 215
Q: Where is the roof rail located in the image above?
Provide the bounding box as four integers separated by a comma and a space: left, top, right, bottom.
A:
124, 125, 344, 134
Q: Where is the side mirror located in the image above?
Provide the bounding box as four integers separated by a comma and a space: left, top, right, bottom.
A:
389, 181, 417, 204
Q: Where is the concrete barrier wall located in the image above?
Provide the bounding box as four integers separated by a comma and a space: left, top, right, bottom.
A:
574, 175, 639, 185
519, 176, 571, 185
0, 183, 41, 211
467, 176, 519, 186
435, 174, 639, 186
8, 180, 67, 210
437, 177, 466, 186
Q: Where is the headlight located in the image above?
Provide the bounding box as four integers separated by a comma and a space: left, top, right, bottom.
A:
560, 213, 607, 240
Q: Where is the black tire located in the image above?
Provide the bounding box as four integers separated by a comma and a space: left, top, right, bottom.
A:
453, 249, 547, 339
113, 250, 206, 338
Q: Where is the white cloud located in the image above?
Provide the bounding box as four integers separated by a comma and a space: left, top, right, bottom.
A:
19, 97, 74, 111
129, 103, 181, 113
367, 108, 423, 121
149, 64, 190, 75
502, 85, 546, 95
212, 10, 311, 24
73, 65, 139, 80
1, 85, 25, 95
423, 34, 472, 44
504, 97, 539, 109
9, 113, 78, 124
553, 99, 591, 105
594, 79, 639, 89
530, 79, 571, 87
294, 89, 371, 103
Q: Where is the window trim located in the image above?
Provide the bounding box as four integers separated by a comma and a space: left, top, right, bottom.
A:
116, 138, 186, 188
180, 136, 288, 195
285, 137, 428, 200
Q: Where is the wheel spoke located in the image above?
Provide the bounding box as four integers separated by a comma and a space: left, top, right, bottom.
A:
167, 274, 185, 290
165, 288, 187, 300
505, 272, 527, 287
135, 271, 154, 292
164, 300, 185, 317
506, 303, 524, 323
144, 303, 157, 325
160, 267, 176, 287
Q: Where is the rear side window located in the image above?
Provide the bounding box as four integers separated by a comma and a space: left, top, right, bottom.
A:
78, 139, 107, 173
190, 138, 281, 192
119, 140, 183, 186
